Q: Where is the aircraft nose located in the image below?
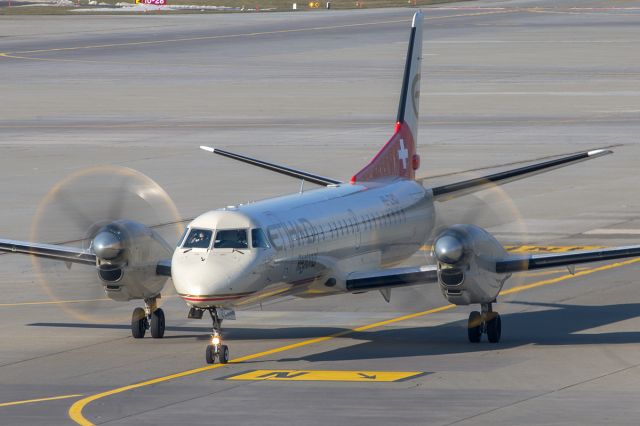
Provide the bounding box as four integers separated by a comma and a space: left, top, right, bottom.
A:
171, 249, 258, 307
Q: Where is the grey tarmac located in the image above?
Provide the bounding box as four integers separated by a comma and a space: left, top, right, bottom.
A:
1, 1, 640, 425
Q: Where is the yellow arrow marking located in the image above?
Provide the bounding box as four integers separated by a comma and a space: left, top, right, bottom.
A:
225, 370, 424, 382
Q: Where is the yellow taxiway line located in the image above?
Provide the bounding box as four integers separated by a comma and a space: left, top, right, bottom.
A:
0, 394, 83, 408
68, 256, 640, 425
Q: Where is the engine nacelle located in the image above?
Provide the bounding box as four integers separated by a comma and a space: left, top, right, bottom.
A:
92, 220, 173, 302
433, 224, 510, 305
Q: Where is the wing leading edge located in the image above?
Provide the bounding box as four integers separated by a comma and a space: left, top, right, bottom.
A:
0, 238, 172, 277
496, 245, 640, 273
0, 238, 96, 265
346, 265, 438, 292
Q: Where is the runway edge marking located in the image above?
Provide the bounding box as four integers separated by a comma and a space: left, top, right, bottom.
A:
68, 257, 640, 426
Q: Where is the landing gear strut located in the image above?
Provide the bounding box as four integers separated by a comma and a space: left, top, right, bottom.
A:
467, 302, 501, 343
131, 297, 165, 339
205, 308, 229, 364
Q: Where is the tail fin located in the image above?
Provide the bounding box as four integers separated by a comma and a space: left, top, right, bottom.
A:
351, 11, 423, 184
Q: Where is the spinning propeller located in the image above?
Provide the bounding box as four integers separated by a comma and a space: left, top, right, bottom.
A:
388, 173, 529, 311
29, 166, 183, 325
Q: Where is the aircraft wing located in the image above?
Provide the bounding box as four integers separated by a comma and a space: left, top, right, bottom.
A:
200, 146, 342, 186
428, 148, 611, 202
156, 259, 172, 276
0, 238, 96, 265
346, 265, 438, 292
496, 245, 640, 273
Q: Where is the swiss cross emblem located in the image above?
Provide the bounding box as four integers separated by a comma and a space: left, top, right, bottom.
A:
398, 139, 409, 170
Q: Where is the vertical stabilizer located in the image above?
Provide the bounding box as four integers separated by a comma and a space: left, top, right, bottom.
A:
351, 11, 423, 184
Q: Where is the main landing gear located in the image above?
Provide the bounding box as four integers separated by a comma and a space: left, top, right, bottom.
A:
131, 297, 165, 339
205, 308, 229, 364
467, 302, 501, 343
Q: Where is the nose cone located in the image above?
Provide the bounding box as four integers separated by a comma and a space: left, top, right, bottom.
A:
434, 234, 464, 264
93, 231, 124, 260
171, 248, 262, 307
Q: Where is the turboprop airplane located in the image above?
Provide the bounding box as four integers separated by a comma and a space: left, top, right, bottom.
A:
2, 11, 640, 364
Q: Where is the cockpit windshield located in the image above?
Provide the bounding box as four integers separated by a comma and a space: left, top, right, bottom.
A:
214, 229, 248, 249
182, 229, 213, 249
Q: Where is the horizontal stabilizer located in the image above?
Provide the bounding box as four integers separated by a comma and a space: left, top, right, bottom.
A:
200, 146, 341, 187
429, 148, 612, 202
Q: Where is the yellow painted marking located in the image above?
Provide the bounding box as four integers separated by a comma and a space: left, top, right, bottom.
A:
522, 266, 589, 278
506, 245, 604, 254
421, 245, 605, 253
501, 257, 640, 296
226, 370, 423, 382
0, 394, 83, 408
68, 256, 640, 425
0, 298, 109, 307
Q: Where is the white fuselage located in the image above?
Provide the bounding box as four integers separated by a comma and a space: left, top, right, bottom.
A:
171, 178, 434, 308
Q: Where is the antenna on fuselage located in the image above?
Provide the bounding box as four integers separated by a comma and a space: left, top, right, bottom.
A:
299, 179, 305, 194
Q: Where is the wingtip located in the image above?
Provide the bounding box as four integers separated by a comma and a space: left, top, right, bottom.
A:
200, 146, 215, 153
587, 148, 613, 157
412, 10, 424, 27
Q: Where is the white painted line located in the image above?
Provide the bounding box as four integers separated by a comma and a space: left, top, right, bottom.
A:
584, 229, 640, 236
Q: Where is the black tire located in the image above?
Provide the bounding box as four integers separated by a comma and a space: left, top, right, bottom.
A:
220, 345, 229, 364
131, 307, 147, 339
205, 344, 216, 364
467, 311, 482, 343
150, 308, 165, 339
486, 313, 501, 343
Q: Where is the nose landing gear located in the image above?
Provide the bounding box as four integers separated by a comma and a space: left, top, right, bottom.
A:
131, 296, 165, 339
205, 308, 230, 364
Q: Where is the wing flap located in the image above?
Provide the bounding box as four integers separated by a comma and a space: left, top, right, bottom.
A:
346, 265, 438, 292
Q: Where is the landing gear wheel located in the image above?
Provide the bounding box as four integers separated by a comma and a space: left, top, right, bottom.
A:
205, 344, 216, 364
150, 308, 165, 339
467, 311, 482, 343
486, 313, 501, 343
220, 345, 230, 364
131, 307, 147, 339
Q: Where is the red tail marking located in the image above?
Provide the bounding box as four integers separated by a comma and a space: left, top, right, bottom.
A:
350, 122, 418, 184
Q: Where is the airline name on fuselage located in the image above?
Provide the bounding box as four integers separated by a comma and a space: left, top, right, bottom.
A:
264, 192, 406, 253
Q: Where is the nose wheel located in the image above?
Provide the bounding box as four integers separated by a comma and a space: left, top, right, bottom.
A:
204, 308, 230, 364
131, 297, 165, 339
205, 331, 230, 364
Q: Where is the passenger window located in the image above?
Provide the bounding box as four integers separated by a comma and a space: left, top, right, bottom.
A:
214, 229, 248, 249
251, 228, 270, 248
183, 229, 213, 249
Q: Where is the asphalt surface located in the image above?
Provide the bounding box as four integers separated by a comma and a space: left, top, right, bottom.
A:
1, 1, 640, 424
